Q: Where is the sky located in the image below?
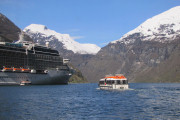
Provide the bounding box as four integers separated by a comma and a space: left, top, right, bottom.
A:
0, 0, 180, 47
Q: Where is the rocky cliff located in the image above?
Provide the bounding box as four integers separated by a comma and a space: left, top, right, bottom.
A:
0, 13, 32, 42
0, 13, 20, 42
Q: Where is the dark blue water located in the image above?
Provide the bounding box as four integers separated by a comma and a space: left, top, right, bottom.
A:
0, 83, 180, 120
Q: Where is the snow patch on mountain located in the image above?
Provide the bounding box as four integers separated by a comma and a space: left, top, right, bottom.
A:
112, 6, 180, 44
24, 24, 100, 54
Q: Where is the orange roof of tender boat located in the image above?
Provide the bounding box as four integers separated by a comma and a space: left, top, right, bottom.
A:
104, 75, 126, 79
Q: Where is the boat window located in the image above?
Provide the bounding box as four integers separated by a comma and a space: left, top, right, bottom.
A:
117, 80, 121, 84
123, 80, 128, 84
111, 80, 115, 84
99, 81, 104, 84
106, 80, 110, 84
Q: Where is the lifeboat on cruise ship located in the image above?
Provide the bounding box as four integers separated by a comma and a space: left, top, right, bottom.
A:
2, 67, 13, 72
21, 68, 30, 73
13, 68, 22, 72
99, 74, 129, 90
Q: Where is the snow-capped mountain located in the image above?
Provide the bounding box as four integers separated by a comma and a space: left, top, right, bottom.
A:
79, 6, 180, 83
24, 24, 100, 55
112, 6, 180, 44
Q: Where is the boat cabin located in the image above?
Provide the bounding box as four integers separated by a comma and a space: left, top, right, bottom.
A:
99, 74, 129, 90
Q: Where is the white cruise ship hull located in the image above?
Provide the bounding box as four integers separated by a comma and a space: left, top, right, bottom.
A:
0, 70, 71, 85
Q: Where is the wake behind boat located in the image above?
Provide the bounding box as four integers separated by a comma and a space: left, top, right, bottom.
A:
99, 74, 129, 90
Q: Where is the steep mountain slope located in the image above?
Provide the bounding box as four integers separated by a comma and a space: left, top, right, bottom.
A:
0, 13, 20, 42
134, 38, 180, 83
24, 24, 100, 55
81, 6, 180, 82
0, 13, 32, 42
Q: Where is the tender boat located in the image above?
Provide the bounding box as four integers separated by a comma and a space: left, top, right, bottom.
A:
20, 80, 31, 86
99, 74, 129, 90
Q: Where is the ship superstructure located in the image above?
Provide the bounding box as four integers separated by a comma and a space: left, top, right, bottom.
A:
0, 41, 72, 85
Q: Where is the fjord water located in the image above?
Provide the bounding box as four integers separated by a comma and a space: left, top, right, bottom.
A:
0, 83, 180, 120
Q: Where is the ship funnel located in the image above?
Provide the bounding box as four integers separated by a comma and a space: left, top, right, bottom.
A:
18, 31, 25, 42
46, 42, 49, 47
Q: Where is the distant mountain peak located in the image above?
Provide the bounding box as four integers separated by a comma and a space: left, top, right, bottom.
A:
112, 6, 180, 44
24, 24, 101, 55
24, 24, 50, 34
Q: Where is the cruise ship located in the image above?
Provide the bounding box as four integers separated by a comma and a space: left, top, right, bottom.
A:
0, 41, 72, 85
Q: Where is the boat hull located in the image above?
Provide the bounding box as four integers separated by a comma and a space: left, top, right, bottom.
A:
99, 84, 129, 90
0, 70, 71, 85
